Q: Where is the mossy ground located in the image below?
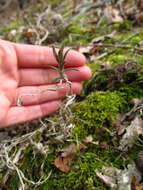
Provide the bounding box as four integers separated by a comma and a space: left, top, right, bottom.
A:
1, 0, 143, 189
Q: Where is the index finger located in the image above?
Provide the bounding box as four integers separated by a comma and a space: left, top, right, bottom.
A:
13, 43, 86, 68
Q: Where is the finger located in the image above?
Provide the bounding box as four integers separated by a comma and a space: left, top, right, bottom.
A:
13, 82, 82, 106
19, 66, 92, 86
1, 100, 61, 128
13, 43, 86, 68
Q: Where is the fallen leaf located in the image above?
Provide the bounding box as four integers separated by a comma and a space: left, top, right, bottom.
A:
131, 176, 143, 190
135, 151, 143, 173
61, 143, 87, 157
91, 31, 116, 43
137, 0, 143, 11
131, 176, 137, 190
135, 183, 143, 190
54, 143, 87, 173
84, 135, 93, 143
54, 156, 72, 173
96, 170, 117, 189
119, 116, 143, 151
84, 135, 99, 145
135, 12, 143, 22
76, 44, 98, 61
77, 45, 93, 55
103, 5, 123, 23
123, 1, 136, 18
90, 54, 97, 62
96, 164, 142, 190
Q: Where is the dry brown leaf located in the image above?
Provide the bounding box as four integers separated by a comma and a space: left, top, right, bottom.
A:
131, 176, 143, 190
119, 116, 143, 151
135, 183, 143, 190
84, 135, 99, 145
96, 164, 142, 190
137, 0, 143, 11
84, 135, 93, 143
61, 143, 87, 157
54, 143, 87, 173
91, 31, 116, 43
135, 12, 143, 22
54, 156, 72, 173
90, 54, 97, 62
103, 5, 123, 23
77, 45, 93, 55
131, 176, 137, 190
76, 45, 98, 61
123, 1, 136, 17
76, 31, 116, 61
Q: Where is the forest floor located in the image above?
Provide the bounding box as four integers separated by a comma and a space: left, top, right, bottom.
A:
0, 0, 143, 190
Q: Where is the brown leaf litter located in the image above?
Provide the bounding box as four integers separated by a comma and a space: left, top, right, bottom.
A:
54, 143, 87, 173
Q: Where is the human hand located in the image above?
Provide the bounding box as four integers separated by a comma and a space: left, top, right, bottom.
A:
0, 40, 91, 128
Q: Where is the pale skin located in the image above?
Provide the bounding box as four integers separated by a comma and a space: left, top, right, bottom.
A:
0, 40, 92, 128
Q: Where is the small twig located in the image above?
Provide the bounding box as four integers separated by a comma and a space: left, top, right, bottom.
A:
90, 31, 141, 60
91, 43, 143, 51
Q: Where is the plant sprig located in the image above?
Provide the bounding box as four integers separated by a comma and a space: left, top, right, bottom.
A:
49, 45, 78, 87
17, 44, 78, 106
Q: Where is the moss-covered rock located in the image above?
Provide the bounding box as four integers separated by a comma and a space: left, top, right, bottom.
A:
72, 91, 126, 140
85, 62, 143, 102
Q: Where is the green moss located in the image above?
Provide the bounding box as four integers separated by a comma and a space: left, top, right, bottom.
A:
37, 151, 112, 190
45, 0, 61, 6
4, 144, 134, 190
67, 24, 84, 34
4, 90, 135, 190
85, 62, 143, 102
6, 172, 19, 189
0, 20, 22, 34
62, 23, 90, 45
61, 13, 93, 45
137, 56, 143, 66
2, 1, 143, 190
112, 20, 133, 31
107, 54, 128, 65
36, 143, 130, 190
72, 91, 125, 140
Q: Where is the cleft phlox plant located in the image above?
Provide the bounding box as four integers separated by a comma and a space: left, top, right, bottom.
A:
17, 44, 79, 138
17, 44, 78, 106
0, 45, 80, 190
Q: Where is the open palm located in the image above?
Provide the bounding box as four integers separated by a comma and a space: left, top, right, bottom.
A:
0, 40, 91, 128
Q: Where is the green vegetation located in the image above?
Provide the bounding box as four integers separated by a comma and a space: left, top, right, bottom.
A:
72, 91, 125, 140
1, 0, 143, 190
0, 20, 22, 33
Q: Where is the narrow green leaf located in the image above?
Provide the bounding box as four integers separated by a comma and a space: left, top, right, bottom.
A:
58, 45, 65, 68
52, 46, 59, 63
48, 65, 59, 71
63, 48, 71, 61
64, 68, 79, 72
51, 77, 62, 83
